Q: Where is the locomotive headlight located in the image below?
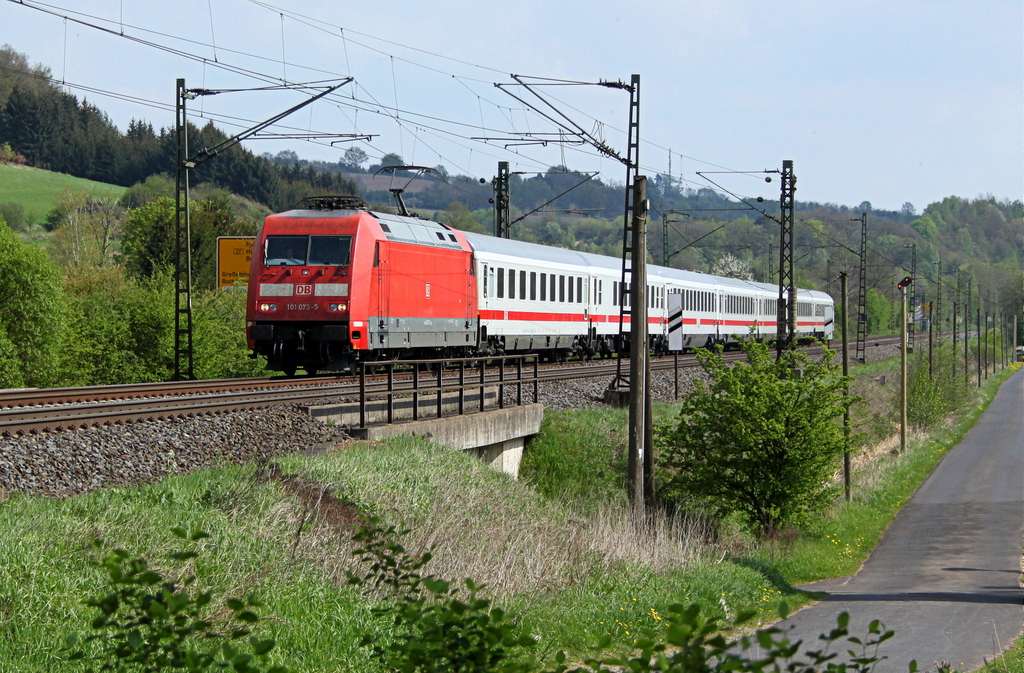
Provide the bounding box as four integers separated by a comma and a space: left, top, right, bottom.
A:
258, 302, 278, 312
328, 303, 347, 312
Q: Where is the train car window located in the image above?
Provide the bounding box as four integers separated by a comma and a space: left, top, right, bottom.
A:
568, 276, 574, 303
435, 232, 445, 241
265, 235, 309, 266
508, 268, 516, 299
598, 279, 603, 305
520, 271, 527, 300
448, 234, 458, 242
559, 275, 565, 303
307, 236, 352, 266
540, 273, 547, 301
577, 277, 583, 303
613, 281, 618, 306
497, 267, 505, 298
550, 274, 556, 302
530, 272, 537, 301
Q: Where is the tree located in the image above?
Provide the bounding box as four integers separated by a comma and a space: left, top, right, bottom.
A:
657, 340, 852, 537
440, 201, 488, 234
865, 288, 892, 334
48, 192, 125, 270
342, 146, 368, 171
0, 201, 26, 231
369, 152, 405, 174
119, 194, 257, 290
711, 252, 753, 280
0, 216, 68, 387
59, 266, 174, 385
119, 196, 176, 279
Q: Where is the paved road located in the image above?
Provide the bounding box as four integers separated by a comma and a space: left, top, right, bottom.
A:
758, 368, 1023, 672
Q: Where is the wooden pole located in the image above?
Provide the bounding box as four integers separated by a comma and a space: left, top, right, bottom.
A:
900, 284, 908, 454
841, 272, 851, 500
627, 176, 652, 514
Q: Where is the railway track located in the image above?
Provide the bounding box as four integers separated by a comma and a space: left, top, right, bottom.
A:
0, 334, 904, 436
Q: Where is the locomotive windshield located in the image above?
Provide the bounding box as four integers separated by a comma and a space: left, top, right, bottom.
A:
265, 235, 352, 266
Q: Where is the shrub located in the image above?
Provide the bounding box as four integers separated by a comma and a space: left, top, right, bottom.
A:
907, 343, 972, 428
657, 341, 853, 537
0, 220, 68, 387
67, 528, 288, 672
347, 521, 537, 673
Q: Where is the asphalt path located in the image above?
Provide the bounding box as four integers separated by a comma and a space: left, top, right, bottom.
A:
756, 368, 1023, 672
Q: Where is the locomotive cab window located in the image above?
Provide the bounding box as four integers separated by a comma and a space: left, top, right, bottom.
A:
265, 235, 351, 266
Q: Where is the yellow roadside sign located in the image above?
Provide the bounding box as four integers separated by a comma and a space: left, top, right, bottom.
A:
217, 236, 255, 289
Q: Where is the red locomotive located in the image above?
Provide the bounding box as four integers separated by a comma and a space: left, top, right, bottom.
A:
245, 196, 833, 375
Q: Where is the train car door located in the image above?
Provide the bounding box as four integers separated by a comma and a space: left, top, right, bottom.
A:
375, 240, 390, 342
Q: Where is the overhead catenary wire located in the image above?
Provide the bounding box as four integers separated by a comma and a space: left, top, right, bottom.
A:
4, 0, 634, 181
8, 0, 757, 198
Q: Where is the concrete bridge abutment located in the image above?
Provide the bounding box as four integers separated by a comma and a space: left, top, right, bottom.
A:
305, 393, 543, 479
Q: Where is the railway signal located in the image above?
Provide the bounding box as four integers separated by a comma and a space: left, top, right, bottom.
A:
898, 274, 911, 453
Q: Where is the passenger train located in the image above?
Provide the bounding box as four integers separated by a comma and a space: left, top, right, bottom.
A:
245, 196, 834, 375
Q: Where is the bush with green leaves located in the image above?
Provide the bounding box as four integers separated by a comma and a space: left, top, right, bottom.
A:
66, 528, 287, 673
345, 523, 926, 673
657, 340, 853, 537
0, 216, 68, 388
907, 343, 973, 428
347, 522, 538, 673
546, 604, 909, 673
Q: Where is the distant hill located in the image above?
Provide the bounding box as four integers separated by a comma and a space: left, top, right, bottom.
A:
0, 162, 125, 224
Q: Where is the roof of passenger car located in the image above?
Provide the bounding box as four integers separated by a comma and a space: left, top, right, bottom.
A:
461, 230, 833, 299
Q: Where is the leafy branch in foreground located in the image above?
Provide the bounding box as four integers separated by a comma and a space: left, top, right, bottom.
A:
66, 527, 287, 673
545, 603, 920, 673
347, 521, 538, 673
347, 523, 938, 673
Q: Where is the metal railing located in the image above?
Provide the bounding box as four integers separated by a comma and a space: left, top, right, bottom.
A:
357, 355, 540, 428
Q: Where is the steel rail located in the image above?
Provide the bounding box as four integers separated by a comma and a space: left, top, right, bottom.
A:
0, 334, 907, 436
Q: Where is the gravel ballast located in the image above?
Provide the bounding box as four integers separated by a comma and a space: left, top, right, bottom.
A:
0, 341, 899, 499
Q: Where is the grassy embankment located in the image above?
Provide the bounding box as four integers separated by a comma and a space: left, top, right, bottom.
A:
0, 162, 126, 226
0, 352, 1019, 671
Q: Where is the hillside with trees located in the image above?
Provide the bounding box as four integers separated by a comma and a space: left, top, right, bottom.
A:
0, 45, 356, 214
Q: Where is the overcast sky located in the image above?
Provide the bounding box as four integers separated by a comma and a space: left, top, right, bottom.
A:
2, 0, 1021, 212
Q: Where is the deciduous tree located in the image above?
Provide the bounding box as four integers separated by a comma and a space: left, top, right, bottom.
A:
657, 340, 852, 537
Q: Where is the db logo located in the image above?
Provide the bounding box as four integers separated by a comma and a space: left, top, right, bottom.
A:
296, 284, 313, 295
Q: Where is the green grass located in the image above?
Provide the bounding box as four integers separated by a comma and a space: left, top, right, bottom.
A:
0, 465, 376, 671
0, 163, 126, 224
980, 636, 1024, 673
0, 360, 1018, 671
